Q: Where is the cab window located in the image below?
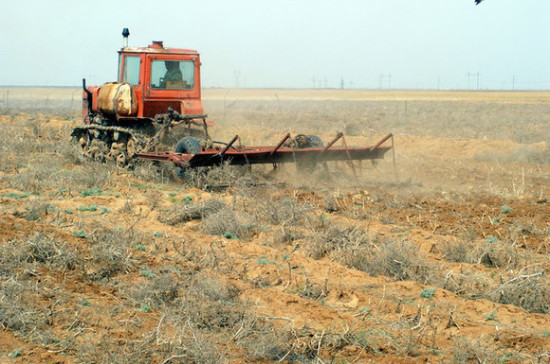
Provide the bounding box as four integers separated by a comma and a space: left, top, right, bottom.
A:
151, 60, 195, 90
121, 55, 140, 85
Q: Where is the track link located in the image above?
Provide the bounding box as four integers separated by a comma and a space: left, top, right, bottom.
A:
71, 124, 150, 167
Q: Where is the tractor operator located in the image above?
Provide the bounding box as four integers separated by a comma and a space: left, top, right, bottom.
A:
164, 61, 183, 82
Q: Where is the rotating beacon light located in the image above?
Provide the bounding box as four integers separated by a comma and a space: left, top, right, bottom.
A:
122, 28, 130, 48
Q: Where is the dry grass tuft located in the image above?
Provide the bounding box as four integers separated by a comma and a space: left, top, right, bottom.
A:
442, 240, 472, 263
0, 279, 47, 336
448, 337, 530, 363
200, 206, 255, 239
304, 223, 372, 263
87, 227, 139, 281
0, 233, 77, 272
488, 270, 550, 314
364, 239, 439, 284
160, 198, 227, 225
260, 197, 314, 226
444, 238, 532, 271
130, 160, 178, 183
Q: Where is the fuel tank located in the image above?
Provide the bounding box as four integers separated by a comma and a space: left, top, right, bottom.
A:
97, 82, 138, 116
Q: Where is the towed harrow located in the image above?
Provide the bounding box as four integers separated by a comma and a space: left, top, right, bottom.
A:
136, 132, 394, 172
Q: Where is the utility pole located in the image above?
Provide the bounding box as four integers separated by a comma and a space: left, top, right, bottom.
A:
512, 75, 515, 91
379, 73, 391, 89
476, 72, 480, 90
234, 69, 241, 88
404, 100, 408, 129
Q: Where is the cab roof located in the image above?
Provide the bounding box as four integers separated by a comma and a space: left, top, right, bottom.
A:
119, 42, 199, 56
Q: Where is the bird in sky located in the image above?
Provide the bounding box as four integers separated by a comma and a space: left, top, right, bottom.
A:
475, 0, 484, 4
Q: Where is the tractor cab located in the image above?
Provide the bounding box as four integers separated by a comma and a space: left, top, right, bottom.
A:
117, 40, 204, 118
82, 30, 206, 121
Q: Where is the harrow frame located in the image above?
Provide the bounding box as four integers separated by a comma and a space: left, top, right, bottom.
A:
136, 133, 394, 170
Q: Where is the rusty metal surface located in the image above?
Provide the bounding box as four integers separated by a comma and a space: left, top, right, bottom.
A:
370, 133, 393, 151
136, 133, 393, 169
323, 132, 344, 151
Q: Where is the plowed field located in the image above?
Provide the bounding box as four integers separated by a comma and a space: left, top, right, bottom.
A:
0, 89, 549, 363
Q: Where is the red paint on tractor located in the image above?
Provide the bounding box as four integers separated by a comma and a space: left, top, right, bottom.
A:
82, 42, 205, 122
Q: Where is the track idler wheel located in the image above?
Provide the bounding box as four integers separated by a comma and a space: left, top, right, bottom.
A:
115, 151, 128, 168
92, 148, 105, 163
88, 139, 108, 163
72, 131, 91, 160
83, 144, 94, 160
126, 137, 137, 158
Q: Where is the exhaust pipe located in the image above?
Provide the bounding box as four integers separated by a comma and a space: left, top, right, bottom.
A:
82, 78, 93, 115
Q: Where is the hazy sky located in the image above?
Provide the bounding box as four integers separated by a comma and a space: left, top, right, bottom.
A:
1, 0, 549, 89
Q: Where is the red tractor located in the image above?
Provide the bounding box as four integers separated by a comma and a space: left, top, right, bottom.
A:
72, 28, 212, 166
72, 29, 393, 174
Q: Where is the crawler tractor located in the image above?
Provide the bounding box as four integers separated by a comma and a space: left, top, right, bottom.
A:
72, 29, 393, 174
72, 28, 212, 166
